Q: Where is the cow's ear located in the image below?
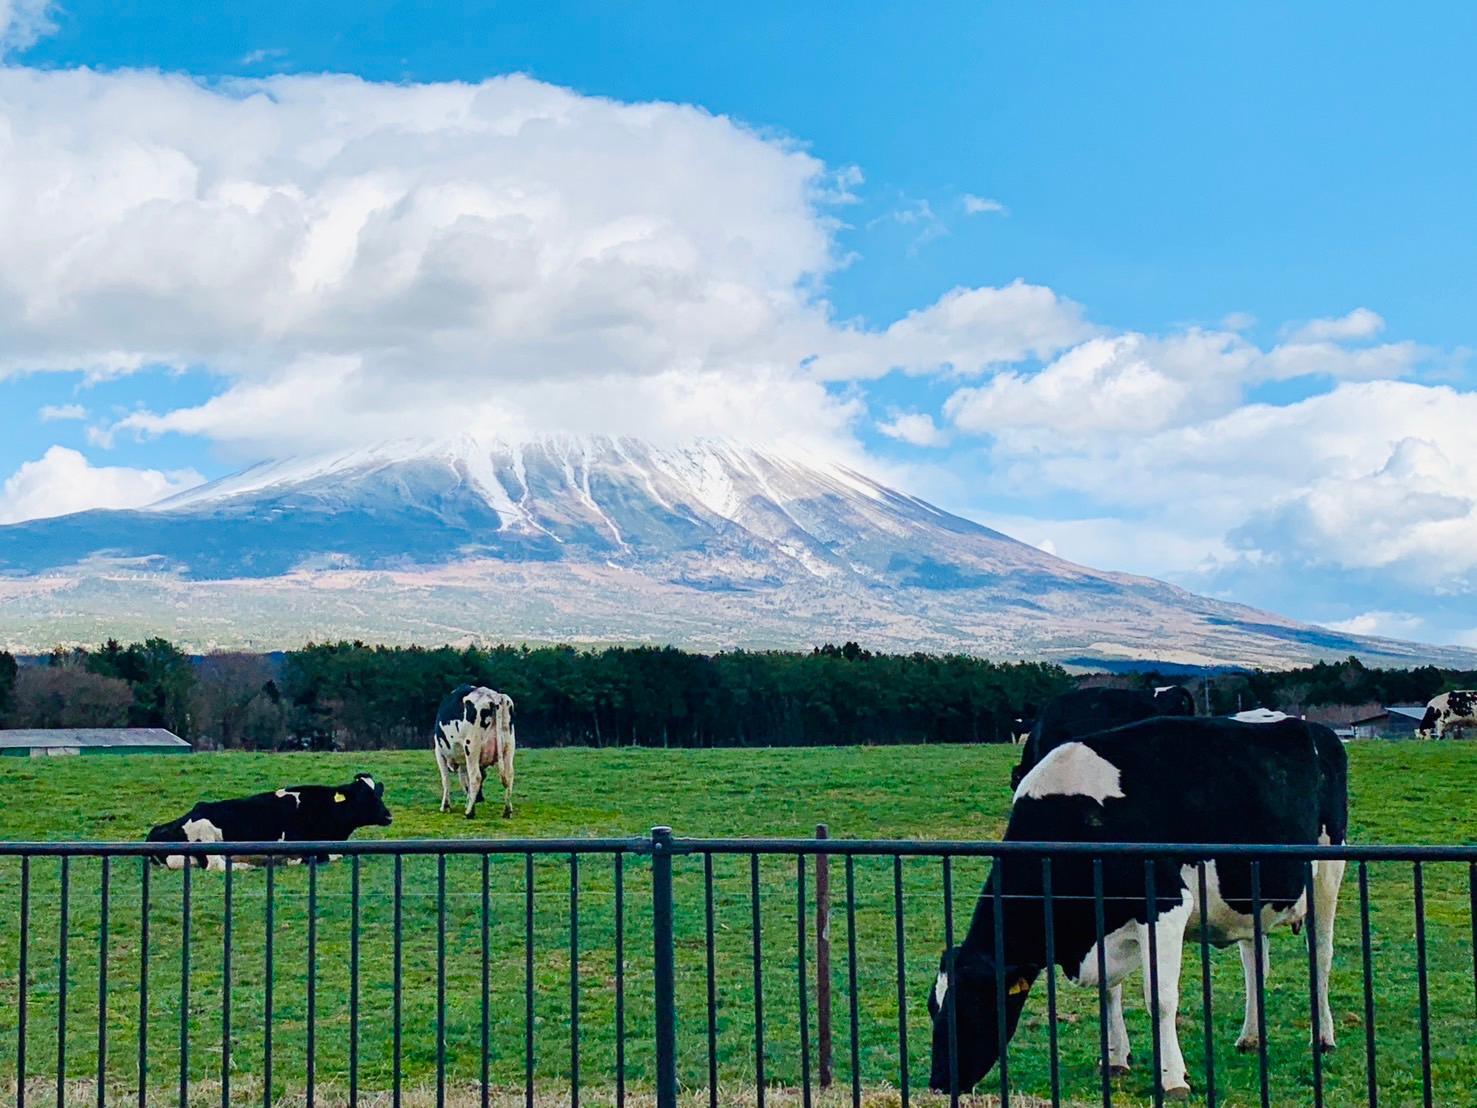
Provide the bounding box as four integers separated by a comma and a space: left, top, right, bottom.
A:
374, 781, 384, 797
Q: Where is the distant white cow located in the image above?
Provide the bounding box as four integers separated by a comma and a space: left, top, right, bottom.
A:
434, 684, 517, 818
1419, 691, 1477, 739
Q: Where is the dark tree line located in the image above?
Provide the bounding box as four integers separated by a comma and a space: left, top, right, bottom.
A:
282, 641, 1072, 750
1, 642, 1473, 752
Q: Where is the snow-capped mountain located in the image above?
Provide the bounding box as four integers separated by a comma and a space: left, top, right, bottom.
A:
0, 434, 1467, 667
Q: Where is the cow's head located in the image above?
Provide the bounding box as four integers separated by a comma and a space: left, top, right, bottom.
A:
928, 945, 1035, 1094
1154, 685, 1197, 717
345, 774, 393, 827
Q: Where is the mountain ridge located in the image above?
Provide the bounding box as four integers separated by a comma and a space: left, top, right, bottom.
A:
0, 433, 1469, 668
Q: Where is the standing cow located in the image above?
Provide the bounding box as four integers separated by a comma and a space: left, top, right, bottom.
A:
932, 717, 1347, 1097
435, 684, 517, 818
1418, 691, 1477, 739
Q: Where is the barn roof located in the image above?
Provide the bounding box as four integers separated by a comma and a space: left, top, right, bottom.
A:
1350, 706, 1427, 726
0, 728, 190, 750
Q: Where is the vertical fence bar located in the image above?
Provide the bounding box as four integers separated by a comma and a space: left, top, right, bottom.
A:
651, 828, 678, 1108
263, 862, 274, 1108
1196, 862, 1215, 1108
1250, 861, 1270, 1108
844, 855, 861, 1108
351, 855, 361, 1108
1093, 859, 1111, 1108
751, 853, 767, 1108
1414, 862, 1433, 1108
1358, 861, 1377, 1108
703, 853, 717, 1108
892, 856, 909, 1108
220, 858, 231, 1108
393, 854, 403, 1108
942, 856, 958, 1108
307, 859, 318, 1108
1041, 858, 1060, 1108
797, 855, 813, 1108
1303, 860, 1323, 1108
178, 861, 190, 1108
1470, 862, 1477, 1020
436, 853, 446, 1108
815, 826, 832, 1091
1144, 862, 1163, 1108
97, 856, 110, 1108
569, 853, 580, 1108
990, 862, 1010, 1108
615, 853, 627, 1108
18, 856, 29, 1108
524, 854, 534, 1108
56, 856, 69, 1108
481, 854, 490, 1108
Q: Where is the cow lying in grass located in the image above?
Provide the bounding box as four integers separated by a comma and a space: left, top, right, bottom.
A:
930, 717, 1346, 1098
146, 773, 392, 869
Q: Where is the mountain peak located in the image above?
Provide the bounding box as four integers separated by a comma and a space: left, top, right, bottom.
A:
1, 433, 1470, 669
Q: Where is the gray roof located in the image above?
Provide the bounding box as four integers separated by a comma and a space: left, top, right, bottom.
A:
1387, 705, 1429, 720
0, 728, 190, 750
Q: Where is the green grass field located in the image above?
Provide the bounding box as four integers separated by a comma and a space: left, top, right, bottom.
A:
1, 742, 1475, 1106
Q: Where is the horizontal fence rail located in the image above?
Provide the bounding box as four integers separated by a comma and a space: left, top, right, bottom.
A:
1, 832, 1475, 1107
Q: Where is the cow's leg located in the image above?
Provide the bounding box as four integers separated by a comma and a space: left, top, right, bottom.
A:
1106, 983, 1131, 1073
465, 760, 483, 819
499, 739, 516, 819
1138, 905, 1191, 1097
1312, 858, 1345, 1051
1236, 938, 1271, 1051
436, 746, 453, 813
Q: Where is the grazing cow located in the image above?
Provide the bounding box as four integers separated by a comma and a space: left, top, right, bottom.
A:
1419, 691, 1477, 738
146, 773, 392, 869
1010, 685, 1196, 789
434, 684, 517, 818
931, 717, 1347, 1097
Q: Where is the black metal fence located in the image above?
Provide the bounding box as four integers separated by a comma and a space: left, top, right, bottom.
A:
2, 832, 1475, 1107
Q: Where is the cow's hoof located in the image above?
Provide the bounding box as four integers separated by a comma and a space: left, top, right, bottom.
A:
464, 811, 476, 820
502, 807, 513, 819
1316, 1039, 1337, 1054
1164, 1085, 1192, 1100
1236, 1038, 1260, 1053
1108, 1065, 1131, 1077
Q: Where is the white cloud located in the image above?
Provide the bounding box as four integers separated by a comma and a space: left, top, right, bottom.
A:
811, 281, 1094, 382
1325, 610, 1428, 639
1283, 307, 1384, 344
38, 403, 87, 422
962, 194, 1006, 215
0, 0, 54, 54
876, 411, 948, 447
240, 48, 288, 66
0, 446, 203, 523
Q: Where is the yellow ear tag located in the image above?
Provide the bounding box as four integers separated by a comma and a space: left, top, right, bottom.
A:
1008, 977, 1029, 996
334, 792, 347, 803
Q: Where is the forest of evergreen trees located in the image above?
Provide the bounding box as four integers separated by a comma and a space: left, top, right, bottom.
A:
1, 639, 1473, 752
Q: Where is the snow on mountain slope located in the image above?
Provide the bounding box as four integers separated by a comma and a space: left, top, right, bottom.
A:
0, 434, 1469, 667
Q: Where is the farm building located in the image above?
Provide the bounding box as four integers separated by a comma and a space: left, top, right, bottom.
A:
0, 728, 191, 757
1351, 705, 1427, 740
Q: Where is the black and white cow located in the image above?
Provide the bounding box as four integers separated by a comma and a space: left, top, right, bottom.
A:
146, 773, 392, 869
1419, 691, 1477, 738
434, 684, 517, 818
931, 717, 1347, 1097
1010, 685, 1197, 789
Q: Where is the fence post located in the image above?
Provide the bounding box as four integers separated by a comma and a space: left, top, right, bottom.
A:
816, 824, 833, 1089
652, 827, 679, 1108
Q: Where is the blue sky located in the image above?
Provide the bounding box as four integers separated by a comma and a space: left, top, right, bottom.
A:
4, 2, 1477, 645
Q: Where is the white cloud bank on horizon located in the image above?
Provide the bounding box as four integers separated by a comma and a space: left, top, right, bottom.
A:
2, 56, 1477, 640
0, 446, 202, 524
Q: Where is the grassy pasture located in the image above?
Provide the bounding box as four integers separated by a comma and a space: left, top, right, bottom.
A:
0, 742, 1474, 1106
